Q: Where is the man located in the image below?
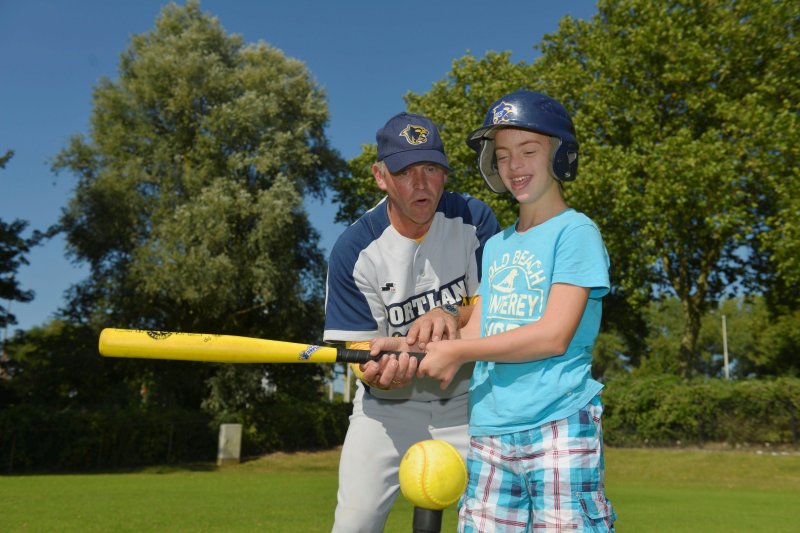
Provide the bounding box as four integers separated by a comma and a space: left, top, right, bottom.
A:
325, 111, 500, 532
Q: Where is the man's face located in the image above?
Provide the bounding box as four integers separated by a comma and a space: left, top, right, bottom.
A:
373, 162, 447, 239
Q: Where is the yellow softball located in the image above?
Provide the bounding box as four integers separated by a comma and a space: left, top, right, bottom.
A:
398, 439, 467, 510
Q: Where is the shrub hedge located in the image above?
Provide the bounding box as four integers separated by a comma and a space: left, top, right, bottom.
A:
0, 401, 352, 473
2, 377, 797, 472
0, 405, 216, 473
601, 375, 800, 448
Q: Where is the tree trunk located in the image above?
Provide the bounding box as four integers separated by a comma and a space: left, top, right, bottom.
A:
679, 296, 703, 378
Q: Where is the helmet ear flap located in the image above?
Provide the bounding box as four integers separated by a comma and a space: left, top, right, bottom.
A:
478, 139, 507, 194
552, 140, 579, 182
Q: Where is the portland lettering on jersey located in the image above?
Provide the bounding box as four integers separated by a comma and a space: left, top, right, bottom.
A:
385, 276, 467, 328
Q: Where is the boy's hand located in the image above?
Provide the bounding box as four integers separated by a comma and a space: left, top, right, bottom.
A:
416, 340, 464, 390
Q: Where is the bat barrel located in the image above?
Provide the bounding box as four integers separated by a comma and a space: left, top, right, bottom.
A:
98, 328, 340, 364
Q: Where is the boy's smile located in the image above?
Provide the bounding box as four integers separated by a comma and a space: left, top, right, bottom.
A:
494, 129, 556, 202
493, 127, 568, 229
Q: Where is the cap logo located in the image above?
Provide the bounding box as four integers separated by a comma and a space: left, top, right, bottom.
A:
492, 101, 516, 124
399, 124, 430, 145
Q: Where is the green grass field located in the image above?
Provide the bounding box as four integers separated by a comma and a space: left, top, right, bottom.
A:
1, 447, 798, 532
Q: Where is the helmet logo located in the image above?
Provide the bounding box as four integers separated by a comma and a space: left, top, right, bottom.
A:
399, 124, 430, 145
492, 101, 516, 124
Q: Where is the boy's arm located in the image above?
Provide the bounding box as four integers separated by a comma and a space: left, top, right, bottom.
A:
417, 284, 588, 389
455, 296, 481, 340
458, 283, 589, 363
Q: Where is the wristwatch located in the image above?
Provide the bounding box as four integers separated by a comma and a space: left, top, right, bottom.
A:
436, 303, 459, 317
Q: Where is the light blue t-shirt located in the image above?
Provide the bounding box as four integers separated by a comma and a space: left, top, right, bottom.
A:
470, 208, 610, 436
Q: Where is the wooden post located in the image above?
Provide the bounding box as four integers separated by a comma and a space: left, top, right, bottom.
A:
217, 423, 243, 466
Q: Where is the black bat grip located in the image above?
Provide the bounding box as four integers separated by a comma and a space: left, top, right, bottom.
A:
335, 349, 426, 364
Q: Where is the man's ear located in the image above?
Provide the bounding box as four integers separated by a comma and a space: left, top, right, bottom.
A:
372, 163, 388, 191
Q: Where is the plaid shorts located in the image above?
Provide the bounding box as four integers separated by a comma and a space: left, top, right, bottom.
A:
459, 395, 616, 532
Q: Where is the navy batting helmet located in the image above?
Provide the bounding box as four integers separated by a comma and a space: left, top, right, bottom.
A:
466, 90, 579, 193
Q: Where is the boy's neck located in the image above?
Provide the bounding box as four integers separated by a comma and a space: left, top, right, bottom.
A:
516, 196, 569, 233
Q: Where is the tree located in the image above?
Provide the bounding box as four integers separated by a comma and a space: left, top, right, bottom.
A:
0, 150, 36, 331
527, 0, 799, 376
335, 50, 649, 363
636, 297, 692, 376
51, 2, 345, 408
334, 1, 799, 377
1, 320, 123, 409
698, 297, 800, 378
333, 51, 536, 226
637, 296, 800, 379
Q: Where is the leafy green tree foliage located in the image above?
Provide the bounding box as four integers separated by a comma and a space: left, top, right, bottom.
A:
0, 321, 127, 409
698, 297, 800, 378
336, 50, 649, 363
529, 0, 799, 376
0, 150, 36, 331
592, 330, 630, 381
323, 1, 800, 379
333, 52, 536, 226
332, 145, 380, 225
0, 217, 33, 330
637, 298, 692, 376
51, 2, 344, 409
637, 296, 799, 379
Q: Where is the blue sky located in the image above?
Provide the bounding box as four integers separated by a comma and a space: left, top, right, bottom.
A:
0, 0, 598, 335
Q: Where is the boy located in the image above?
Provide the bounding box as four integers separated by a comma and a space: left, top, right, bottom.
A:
372, 91, 616, 531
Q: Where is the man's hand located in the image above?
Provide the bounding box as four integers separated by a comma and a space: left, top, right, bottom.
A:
405, 306, 459, 349
361, 337, 420, 390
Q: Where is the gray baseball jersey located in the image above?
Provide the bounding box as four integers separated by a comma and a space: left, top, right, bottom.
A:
324, 191, 500, 400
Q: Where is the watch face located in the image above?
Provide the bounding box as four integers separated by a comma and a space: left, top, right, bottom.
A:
441, 303, 459, 315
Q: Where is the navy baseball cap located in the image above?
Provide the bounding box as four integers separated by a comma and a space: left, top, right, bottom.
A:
376, 112, 450, 173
